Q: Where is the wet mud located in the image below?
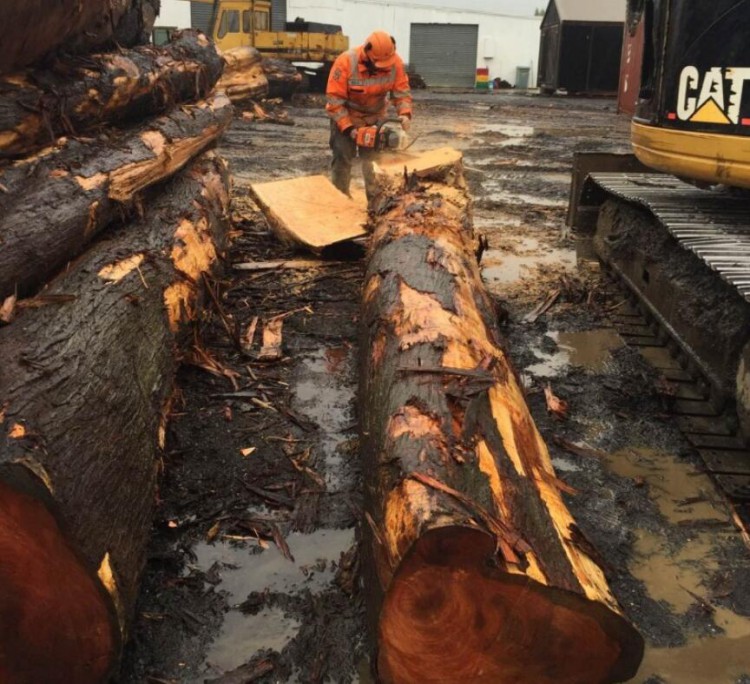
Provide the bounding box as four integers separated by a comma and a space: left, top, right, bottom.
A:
121, 91, 750, 683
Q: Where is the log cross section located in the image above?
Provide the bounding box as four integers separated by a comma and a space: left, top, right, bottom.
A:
360, 153, 644, 684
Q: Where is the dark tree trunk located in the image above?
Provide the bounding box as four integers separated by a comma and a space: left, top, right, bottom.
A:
219, 48, 269, 103
360, 154, 644, 684
0, 151, 231, 684
262, 58, 303, 99
0, 30, 223, 158
0, 0, 160, 75
0, 92, 233, 300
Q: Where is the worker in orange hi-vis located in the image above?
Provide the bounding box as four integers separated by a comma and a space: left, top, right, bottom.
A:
325, 30, 413, 196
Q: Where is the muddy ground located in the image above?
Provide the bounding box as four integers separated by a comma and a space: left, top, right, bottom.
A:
121, 92, 750, 684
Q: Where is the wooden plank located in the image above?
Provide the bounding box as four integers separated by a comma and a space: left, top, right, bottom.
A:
372, 146, 463, 178
250, 175, 368, 252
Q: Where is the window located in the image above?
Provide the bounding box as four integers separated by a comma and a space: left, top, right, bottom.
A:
242, 10, 252, 33
217, 10, 240, 38
254, 10, 269, 31
152, 26, 175, 46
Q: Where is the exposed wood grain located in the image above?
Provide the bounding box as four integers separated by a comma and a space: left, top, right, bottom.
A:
0, 152, 231, 684
360, 148, 643, 683
250, 175, 368, 252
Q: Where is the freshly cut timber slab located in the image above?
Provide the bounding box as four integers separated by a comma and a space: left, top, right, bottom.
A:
250, 175, 368, 252
0, 30, 224, 158
360, 154, 644, 683
0, 0, 159, 74
0, 92, 233, 300
372, 146, 464, 178
0, 152, 231, 684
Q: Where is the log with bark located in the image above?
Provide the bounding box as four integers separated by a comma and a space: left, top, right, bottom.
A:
0, 0, 159, 75
360, 152, 644, 683
0, 92, 233, 301
217, 47, 269, 103
0, 30, 223, 158
0, 151, 231, 684
262, 58, 303, 99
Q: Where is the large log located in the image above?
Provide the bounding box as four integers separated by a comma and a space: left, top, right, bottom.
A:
0, 30, 223, 159
0, 151, 231, 684
218, 47, 269, 103
262, 58, 303, 99
360, 152, 644, 683
0, 92, 233, 300
0, 0, 159, 75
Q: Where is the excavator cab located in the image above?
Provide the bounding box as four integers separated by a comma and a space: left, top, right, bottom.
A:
631, 0, 750, 188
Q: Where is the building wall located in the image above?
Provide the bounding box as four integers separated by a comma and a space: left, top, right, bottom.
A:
156, 0, 541, 85
157, 0, 192, 28
287, 0, 540, 85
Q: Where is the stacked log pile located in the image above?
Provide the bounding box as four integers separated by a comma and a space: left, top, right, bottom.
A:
0, 6, 232, 682
217, 47, 269, 103
360, 156, 644, 683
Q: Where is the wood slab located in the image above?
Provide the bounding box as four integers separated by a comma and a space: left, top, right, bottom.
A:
250, 175, 368, 252
372, 146, 463, 178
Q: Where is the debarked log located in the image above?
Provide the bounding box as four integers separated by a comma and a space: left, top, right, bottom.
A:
360, 151, 644, 684
0, 151, 231, 684
0, 92, 233, 300
0, 0, 159, 75
0, 30, 223, 158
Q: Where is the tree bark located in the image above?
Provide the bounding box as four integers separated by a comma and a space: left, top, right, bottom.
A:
0, 151, 231, 684
218, 48, 269, 103
0, 0, 159, 75
360, 154, 644, 684
0, 92, 233, 300
0, 30, 223, 159
262, 58, 303, 99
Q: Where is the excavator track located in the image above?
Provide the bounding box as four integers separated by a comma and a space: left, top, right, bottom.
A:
574, 170, 750, 530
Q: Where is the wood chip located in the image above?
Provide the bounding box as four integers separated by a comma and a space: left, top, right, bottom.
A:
0, 294, 17, 323
258, 317, 284, 361
240, 446, 256, 458
242, 315, 259, 353
544, 383, 569, 420
233, 259, 345, 272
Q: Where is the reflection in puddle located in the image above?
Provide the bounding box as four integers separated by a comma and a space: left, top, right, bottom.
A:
293, 347, 355, 491
525, 329, 624, 377
204, 608, 300, 674
192, 528, 355, 597
603, 448, 750, 683
482, 239, 576, 286
194, 528, 354, 676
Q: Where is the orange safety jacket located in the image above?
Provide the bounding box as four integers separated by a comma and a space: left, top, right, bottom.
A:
326, 46, 413, 133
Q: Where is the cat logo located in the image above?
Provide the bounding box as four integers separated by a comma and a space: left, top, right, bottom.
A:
675, 66, 750, 125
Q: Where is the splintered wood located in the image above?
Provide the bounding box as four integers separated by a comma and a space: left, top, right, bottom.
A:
250, 175, 368, 252
360, 148, 644, 683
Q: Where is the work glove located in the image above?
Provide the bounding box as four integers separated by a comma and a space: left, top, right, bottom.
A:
399, 115, 411, 132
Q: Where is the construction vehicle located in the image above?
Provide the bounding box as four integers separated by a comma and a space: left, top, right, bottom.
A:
569, 0, 750, 502
190, 0, 348, 86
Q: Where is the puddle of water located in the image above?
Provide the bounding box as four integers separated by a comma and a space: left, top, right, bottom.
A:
204, 608, 300, 674
478, 123, 535, 137
195, 528, 354, 676
292, 347, 355, 491
483, 189, 568, 208
192, 528, 355, 597
525, 329, 624, 377
482, 242, 576, 286
603, 448, 750, 683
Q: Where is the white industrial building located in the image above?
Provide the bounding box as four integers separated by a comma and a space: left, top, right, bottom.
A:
156, 0, 541, 88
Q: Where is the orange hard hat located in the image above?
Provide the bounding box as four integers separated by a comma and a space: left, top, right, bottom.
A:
364, 30, 397, 68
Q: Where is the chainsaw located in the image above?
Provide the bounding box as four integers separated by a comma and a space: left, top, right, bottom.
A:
355, 119, 410, 152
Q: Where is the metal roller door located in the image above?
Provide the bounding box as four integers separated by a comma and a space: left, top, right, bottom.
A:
190, 1, 214, 34
409, 24, 478, 88
271, 0, 287, 31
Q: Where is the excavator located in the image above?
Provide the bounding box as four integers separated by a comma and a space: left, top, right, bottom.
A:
569, 0, 750, 509
190, 0, 348, 86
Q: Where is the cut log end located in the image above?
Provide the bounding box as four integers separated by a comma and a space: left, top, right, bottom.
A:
378, 527, 643, 684
0, 477, 116, 684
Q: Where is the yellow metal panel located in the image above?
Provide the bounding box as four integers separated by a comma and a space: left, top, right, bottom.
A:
632, 121, 750, 189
